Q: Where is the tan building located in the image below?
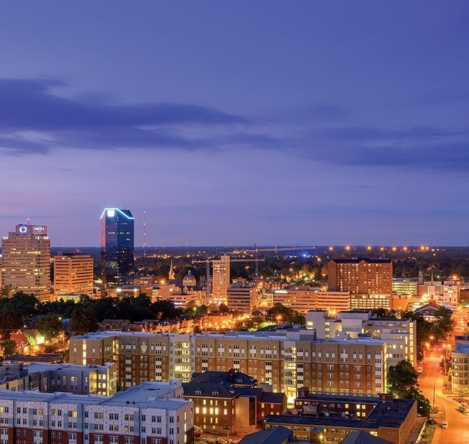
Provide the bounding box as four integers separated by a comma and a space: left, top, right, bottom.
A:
212, 255, 230, 304
53, 252, 94, 297
269, 288, 351, 314
2, 224, 50, 301
70, 330, 387, 407
227, 284, 260, 312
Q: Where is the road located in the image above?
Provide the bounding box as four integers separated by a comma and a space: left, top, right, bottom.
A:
419, 356, 469, 443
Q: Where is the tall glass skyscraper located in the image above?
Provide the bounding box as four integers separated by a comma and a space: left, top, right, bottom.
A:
100, 208, 134, 287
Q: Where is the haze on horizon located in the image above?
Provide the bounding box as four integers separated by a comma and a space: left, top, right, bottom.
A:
1, 1, 468, 248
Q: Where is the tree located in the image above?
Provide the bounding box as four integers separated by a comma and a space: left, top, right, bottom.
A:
1, 339, 16, 358
70, 308, 98, 336
0, 306, 23, 339
0, 284, 16, 298
35, 314, 62, 339
388, 359, 431, 417
388, 360, 418, 398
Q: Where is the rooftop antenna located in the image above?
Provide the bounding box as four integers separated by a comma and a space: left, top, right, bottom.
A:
143, 210, 147, 257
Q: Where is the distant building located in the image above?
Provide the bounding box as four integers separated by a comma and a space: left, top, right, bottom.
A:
1, 224, 51, 301
227, 284, 260, 312
328, 258, 392, 294
212, 256, 230, 304
54, 252, 94, 297
392, 278, 418, 296
268, 288, 351, 314
100, 208, 134, 287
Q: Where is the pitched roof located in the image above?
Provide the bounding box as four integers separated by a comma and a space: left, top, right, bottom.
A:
238, 426, 292, 444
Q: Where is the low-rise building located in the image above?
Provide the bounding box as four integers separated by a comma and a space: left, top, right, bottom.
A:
263, 397, 416, 444
0, 381, 193, 444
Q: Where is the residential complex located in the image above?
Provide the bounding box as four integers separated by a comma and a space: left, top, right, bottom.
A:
1, 224, 51, 301
100, 208, 134, 288
69, 326, 392, 406
54, 252, 94, 297
0, 380, 193, 444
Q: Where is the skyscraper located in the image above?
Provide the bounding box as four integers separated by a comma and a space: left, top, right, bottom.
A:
2, 224, 51, 301
100, 208, 134, 287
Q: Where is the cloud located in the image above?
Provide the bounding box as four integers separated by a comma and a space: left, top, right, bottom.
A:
1, 78, 468, 173
0, 78, 252, 154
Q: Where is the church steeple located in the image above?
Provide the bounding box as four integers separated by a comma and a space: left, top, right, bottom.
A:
168, 259, 175, 280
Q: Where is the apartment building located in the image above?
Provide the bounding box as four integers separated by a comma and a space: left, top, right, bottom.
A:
0, 380, 193, 444
306, 310, 417, 368
70, 331, 386, 406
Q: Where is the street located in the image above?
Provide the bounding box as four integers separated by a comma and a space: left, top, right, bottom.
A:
419, 356, 469, 443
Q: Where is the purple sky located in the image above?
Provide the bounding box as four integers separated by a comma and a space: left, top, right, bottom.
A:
1, 1, 469, 247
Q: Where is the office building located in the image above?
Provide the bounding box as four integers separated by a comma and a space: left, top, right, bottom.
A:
54, 252, 94, 297
100, 208, 134, 287
227, 284, 260, 312
0, 380, 193, 444
1, 224, 50, 301
268, 288, 351, 314
212, 255, 230, 304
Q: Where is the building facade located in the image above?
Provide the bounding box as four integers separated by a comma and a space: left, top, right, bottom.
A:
212, 256, 230, 305
328, 259, 392, 295
100, 208, 134, 288
54, 253, 94, 297
69, 331, 387, 407
0, 381, 193, 444
1, 224, 51, 301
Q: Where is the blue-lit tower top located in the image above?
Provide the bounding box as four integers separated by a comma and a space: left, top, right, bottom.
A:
100, 208, 135, 287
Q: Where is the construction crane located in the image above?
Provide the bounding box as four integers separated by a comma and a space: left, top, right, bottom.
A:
192, 257, 264, 303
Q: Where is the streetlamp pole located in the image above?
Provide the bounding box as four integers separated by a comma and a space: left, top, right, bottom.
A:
433, 386, 436, 407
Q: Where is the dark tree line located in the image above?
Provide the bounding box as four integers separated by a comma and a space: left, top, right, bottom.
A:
0, 292, 183, 339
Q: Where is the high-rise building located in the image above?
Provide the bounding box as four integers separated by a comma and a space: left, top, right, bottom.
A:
53, 252, 94, 297
100, 208, 134, 287
212, 255, 230, 304
1, 224, 51, 301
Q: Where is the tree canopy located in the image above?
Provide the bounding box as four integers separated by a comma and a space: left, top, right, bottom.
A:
388, 359, 431, 417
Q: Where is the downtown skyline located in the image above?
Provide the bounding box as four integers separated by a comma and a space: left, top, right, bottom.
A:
1, 1, 468, 247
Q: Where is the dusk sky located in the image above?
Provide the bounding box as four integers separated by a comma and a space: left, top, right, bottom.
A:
1, 1, 468, 247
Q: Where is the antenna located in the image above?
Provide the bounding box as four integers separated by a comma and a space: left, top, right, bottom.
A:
143, 210, 147, 257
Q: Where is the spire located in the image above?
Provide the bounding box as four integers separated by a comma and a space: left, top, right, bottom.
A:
168, 259, 175, 280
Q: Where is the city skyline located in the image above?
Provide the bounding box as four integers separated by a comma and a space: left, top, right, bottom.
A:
1, 2, 468, 247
